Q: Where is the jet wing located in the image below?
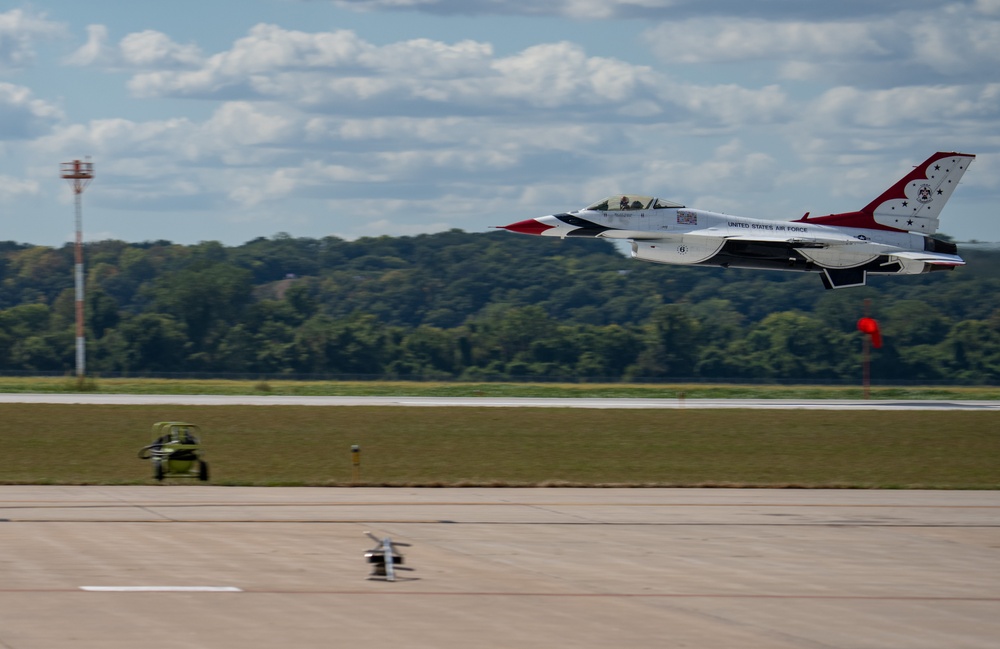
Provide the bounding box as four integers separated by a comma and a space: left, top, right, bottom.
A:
681, 229, 861, 248
678, 230, 966, 265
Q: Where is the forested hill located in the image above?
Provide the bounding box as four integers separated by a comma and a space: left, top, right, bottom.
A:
1, 231, 998, 383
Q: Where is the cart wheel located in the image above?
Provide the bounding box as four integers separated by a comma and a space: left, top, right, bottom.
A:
153, 460, 164, 481
199, 461, 209, 482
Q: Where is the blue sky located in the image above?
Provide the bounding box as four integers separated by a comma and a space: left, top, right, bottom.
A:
2, 0, 999, 246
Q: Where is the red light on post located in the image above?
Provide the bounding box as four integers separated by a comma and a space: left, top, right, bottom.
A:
857, 317, 882, 348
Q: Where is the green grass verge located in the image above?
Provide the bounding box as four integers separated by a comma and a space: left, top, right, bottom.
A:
3, 404, 997, 488
2, 376, 1000, 400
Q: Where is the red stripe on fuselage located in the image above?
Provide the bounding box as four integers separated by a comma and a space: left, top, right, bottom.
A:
794, 210, 904, 232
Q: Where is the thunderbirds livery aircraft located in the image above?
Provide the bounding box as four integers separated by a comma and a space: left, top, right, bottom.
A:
500, 152, 975, 289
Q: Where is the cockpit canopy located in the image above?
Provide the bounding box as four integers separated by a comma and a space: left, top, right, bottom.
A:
583, 195, 685, 212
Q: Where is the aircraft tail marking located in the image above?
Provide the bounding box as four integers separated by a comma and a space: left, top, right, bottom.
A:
796, 152, 975, 234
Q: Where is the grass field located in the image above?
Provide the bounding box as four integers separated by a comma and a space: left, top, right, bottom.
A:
3, 404, 997, 488
2, 376, 1000, 400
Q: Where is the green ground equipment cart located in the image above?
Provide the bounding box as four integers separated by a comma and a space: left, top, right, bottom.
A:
138, 421, 209, 481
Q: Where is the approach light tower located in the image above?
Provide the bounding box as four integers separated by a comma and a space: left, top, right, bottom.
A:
60, 159, 94, 379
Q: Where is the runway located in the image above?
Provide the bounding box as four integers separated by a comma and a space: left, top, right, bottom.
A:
1, 393, 998, 409
1, 486, 998, 648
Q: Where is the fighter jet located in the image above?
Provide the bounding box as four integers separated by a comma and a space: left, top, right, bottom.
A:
499, 152, 974, 289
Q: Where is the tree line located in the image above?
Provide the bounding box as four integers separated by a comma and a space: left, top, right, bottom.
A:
1, 232, 998, 383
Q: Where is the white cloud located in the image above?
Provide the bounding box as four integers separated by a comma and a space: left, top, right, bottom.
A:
227, 168, 299, 206
975, 0, 1000, 14
203, 102, 296, 147
7, 2, 998, 245
31, 116, 197, 168
645, 19, 885, 64
0, 8, 65, 70
908, 12, 1000, 76
31, 102, 307, 168
332, 0, 616, 17
810, 84, 1000, 129
360, 38, 493, 78
644, 10, 1000, 87
125, 26, 667, 120
633, 140, 779, 199
66, 25, 203, 70
0, 83, 64, 139
332, 0, 946, 20
119, 30, 203, 69
64, 24, 114, 67
490, 42, 653, 108
0, 173, 39, 201
127, 25, 373, 98
672, 83, 789, 126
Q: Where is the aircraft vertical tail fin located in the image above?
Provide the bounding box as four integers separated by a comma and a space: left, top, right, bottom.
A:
795, 152, 974, 233
863, 151, 975, 234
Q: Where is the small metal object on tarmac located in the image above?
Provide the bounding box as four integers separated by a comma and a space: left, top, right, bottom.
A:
364, 532, 413, 581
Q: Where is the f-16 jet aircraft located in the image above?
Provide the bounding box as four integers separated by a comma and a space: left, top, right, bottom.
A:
500, 152, 974, 289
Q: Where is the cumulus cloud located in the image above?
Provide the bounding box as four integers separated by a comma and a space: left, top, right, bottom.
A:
11, 3, 997, 244
66, 24, 203, 69
116, 18, 990, 141
624, 140, 779, 201
65, 24, 115, 67
0, 83, 65, 139
644, 9, 1000, 88
119, 30, 203, 68
124, 25, 673, 122
332, 0, 953, 20
644, 19, 886, 64
126, 25, 372, 98
333, 0, 675, 19
0, 174, 39, 201
976, 0, 1000, 14
0, 8, 65, 69
672, 83, 789, 126
31, 116, 196, 171
203, 102, 297, 148
37, 18, 979, 229
330, 1, 1000, 90
810, 84, 1000, 129
490, 42, 650, 108
331, 0, 624, 18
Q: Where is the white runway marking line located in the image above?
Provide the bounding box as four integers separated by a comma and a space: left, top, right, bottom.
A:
80, 586, 242, 592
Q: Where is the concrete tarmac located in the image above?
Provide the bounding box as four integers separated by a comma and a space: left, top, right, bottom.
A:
1, 486, 998, 648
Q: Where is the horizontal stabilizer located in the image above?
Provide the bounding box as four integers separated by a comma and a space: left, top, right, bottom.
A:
892, 250, 966, 266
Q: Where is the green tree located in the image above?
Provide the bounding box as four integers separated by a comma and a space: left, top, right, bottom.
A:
118, 313, 189, 372
627, 304, 701, 378
945, 320, 1000, 382
147, 264, 253, 350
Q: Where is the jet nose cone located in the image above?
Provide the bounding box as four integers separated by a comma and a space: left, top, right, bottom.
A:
497, 218, 555, 235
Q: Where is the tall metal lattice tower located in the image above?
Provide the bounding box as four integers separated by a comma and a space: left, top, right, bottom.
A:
60, 159, 94, 378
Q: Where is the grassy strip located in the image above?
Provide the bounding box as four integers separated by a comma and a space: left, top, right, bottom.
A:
3, 404, 997, 488
2, 376, 999, 400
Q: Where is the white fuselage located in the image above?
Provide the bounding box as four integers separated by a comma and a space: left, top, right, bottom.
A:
536, 207, 927, 273
500, 152, 972, 289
